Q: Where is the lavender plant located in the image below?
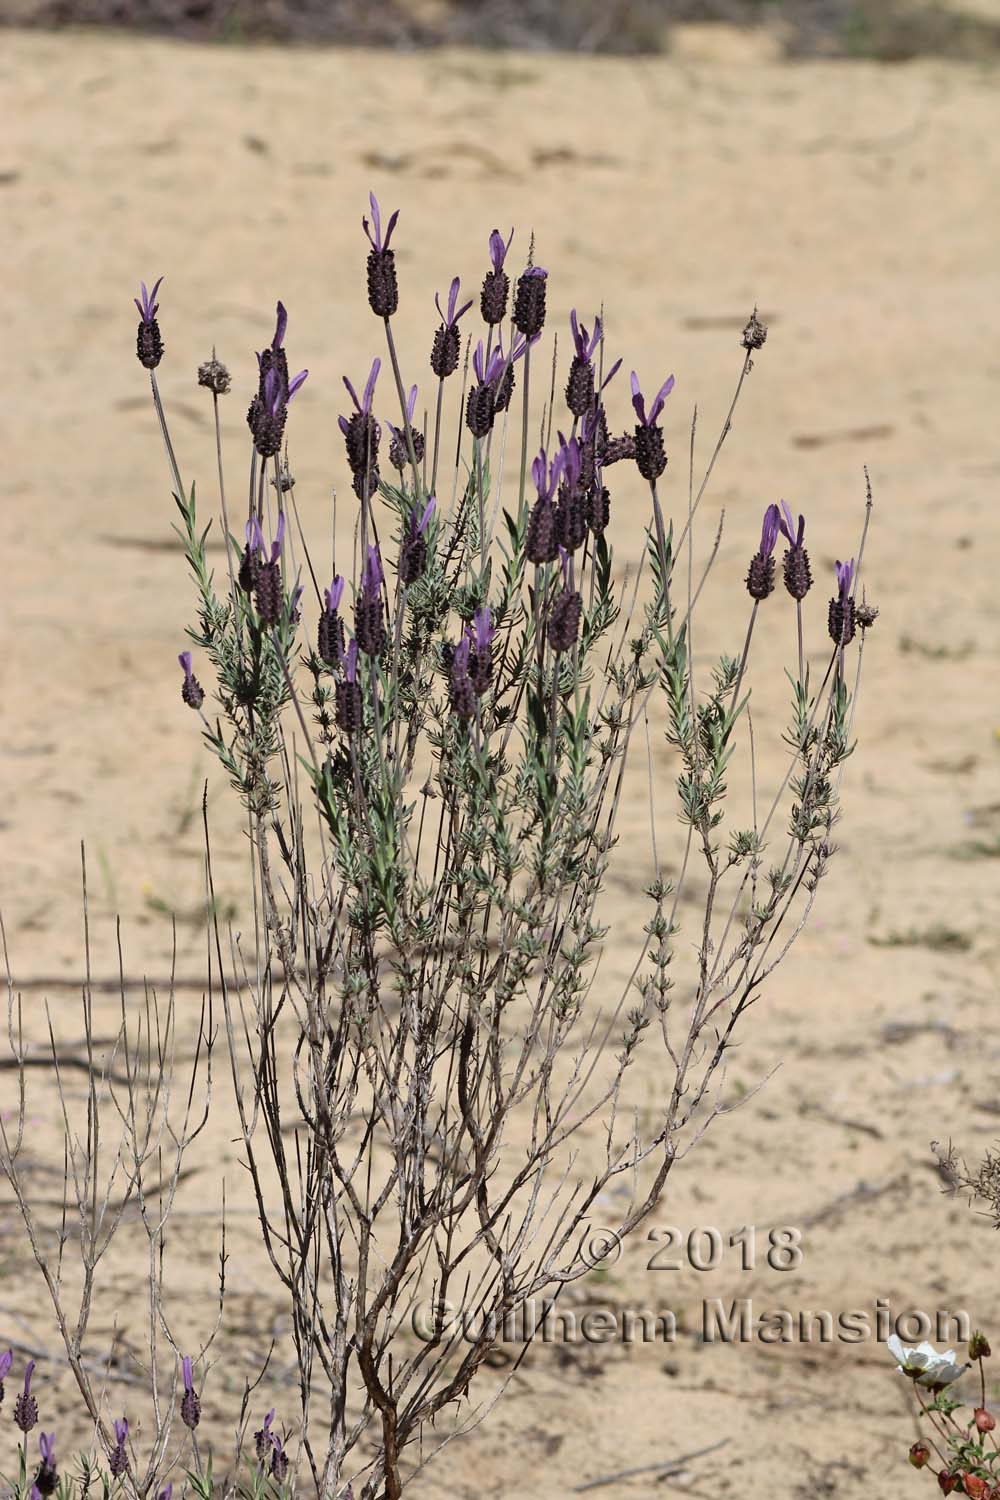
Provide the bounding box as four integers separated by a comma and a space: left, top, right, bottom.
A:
2, 194, 876, 1500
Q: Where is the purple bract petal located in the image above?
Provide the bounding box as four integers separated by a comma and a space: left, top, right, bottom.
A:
114, 1418, 128, 1444
630, 371, 646, 426
488, 227, 514, 272
343, 638, 359, 683
648, 375, 675, 424
326, 577, 345, 611
39, 1434, 55, 1465
835, 558, 856, 597
417, 497, 435, 535
272, 302, 288, 351
364, 544, 384, 595
759, 503, 781, 559
182, 1356, 194, 1390
134, 276, 164, 323
178, 652, 193, 677
288, 370, 308, 401
0, 1351, 12, 1381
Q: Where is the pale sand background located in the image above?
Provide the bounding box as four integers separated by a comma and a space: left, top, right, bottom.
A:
2, 21, 1000, 1496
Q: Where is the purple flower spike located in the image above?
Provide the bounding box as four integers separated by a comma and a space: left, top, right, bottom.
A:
134, 277, 163, 324
835, 558, 855, 597
178, 652, 205, 710
630, 370, 675, 428
363, 191, 399, 254
778, 499, 804, 548
435, 278, 473, 330
759, 503, 781, 559
0, 1350, 13, 1382
325, 576, 345, 612
489, 228, 514, 272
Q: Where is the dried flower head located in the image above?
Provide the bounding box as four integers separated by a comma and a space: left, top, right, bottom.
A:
197, 354, 231, 395
135, 277, 165, 370
742, 308, 767, 351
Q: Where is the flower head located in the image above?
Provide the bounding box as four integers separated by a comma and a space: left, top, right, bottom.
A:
887, 1334, 967, 1389
630, 370, 675, 428
362, 191, 399, 254
134, 278, 165, 368
435, 278, 473, 330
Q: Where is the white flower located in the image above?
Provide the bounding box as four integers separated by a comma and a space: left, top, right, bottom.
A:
887, 1334, 968, 1388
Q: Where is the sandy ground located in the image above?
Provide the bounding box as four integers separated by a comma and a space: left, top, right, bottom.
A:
2, 20, 1000, 1499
